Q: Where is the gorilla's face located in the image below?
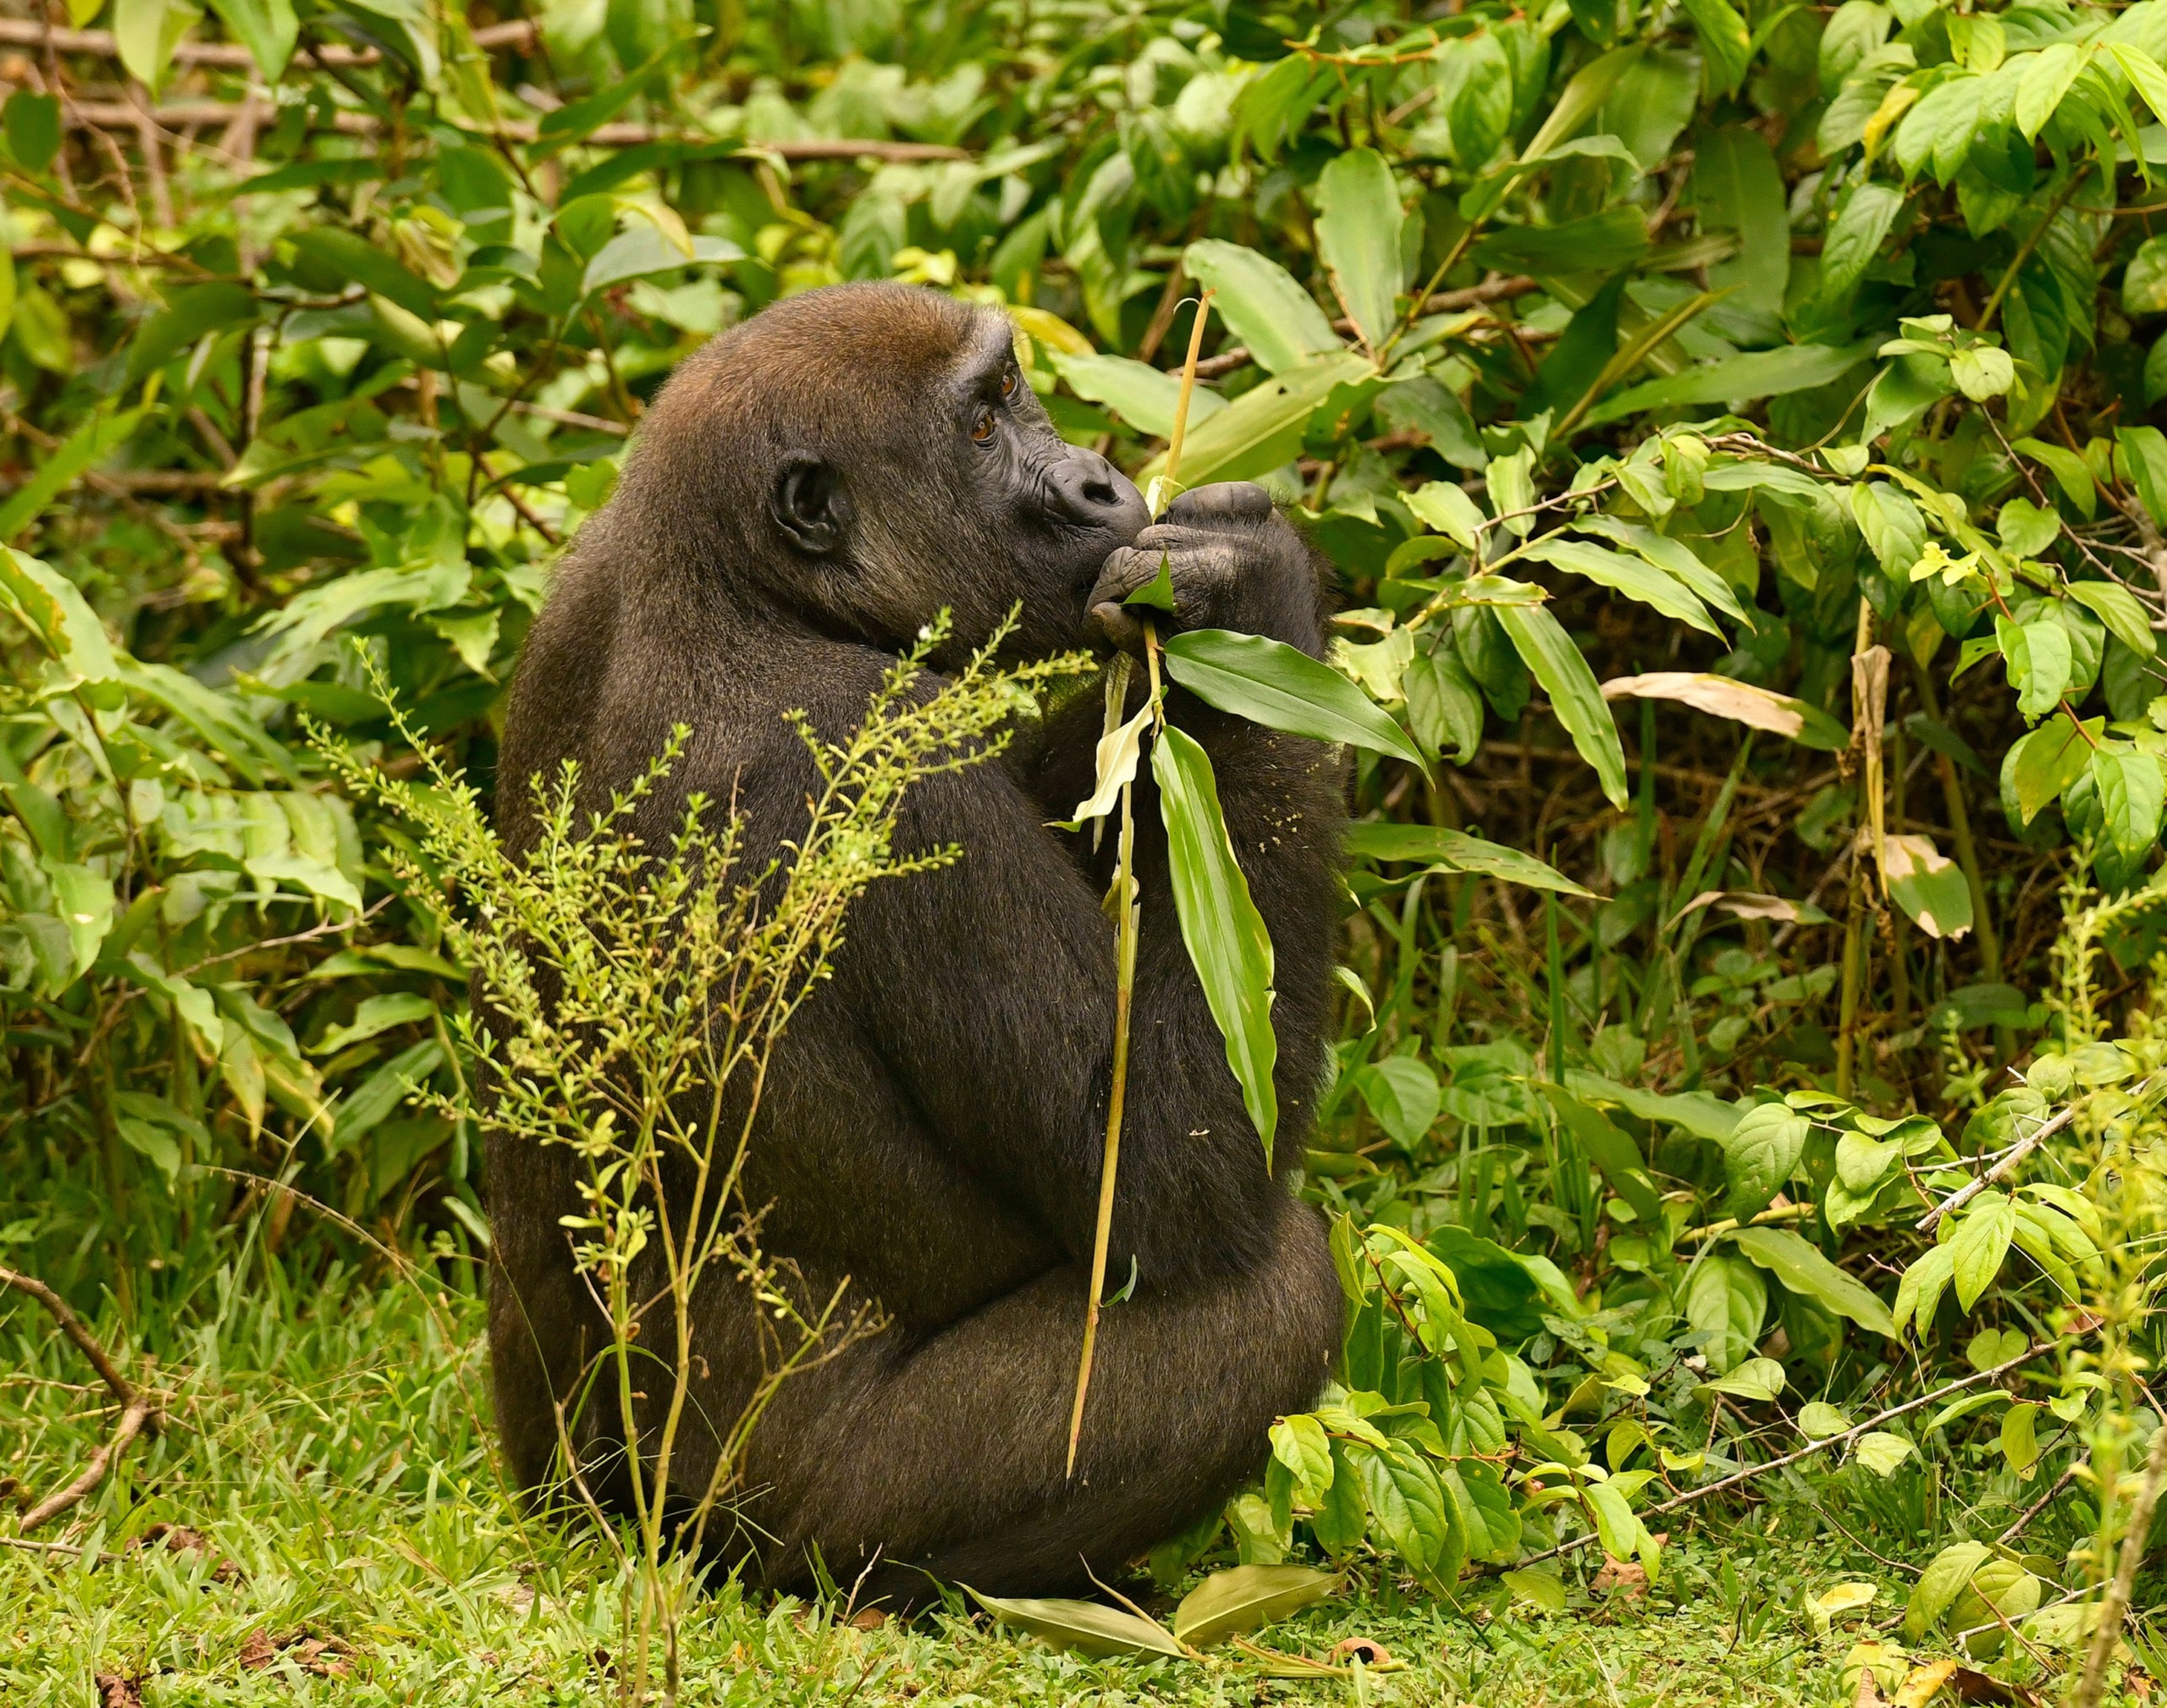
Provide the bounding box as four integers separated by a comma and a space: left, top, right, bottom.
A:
762, 294, 1149, 662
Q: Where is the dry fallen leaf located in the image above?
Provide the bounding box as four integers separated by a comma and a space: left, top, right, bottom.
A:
1856, 1669, 1888, 1708
238, 1628, 356, 1678
1330, 1636, 1392, 1665
1896, 1659, 1960, 1707
95, 1674, 143, 1708
1591, 1557, 1647, 1596
849, 1608, 889, 1631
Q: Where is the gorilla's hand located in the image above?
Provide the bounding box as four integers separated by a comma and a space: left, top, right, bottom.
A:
1086, 482, 1324, 658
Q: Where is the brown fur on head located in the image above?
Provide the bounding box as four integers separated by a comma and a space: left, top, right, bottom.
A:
591, 281, 1148, 660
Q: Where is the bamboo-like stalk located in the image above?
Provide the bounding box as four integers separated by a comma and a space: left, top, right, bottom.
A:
1836, 601, 1880, 1099
1065, 291, 1215, 1478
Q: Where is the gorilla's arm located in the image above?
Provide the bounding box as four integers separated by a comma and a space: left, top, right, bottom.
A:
836, 487, 1344, 1290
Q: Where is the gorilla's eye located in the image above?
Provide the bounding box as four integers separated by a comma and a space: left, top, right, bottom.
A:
1000, 368, 1018, 399
971, 405, 997, 444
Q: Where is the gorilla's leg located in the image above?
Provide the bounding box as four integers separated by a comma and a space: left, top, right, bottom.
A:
747, 1193, 1343, 1606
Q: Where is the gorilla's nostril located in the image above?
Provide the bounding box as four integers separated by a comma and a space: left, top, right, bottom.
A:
1082, 476, 1116, 507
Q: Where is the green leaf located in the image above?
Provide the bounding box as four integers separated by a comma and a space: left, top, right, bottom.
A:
1544, 1087, 1663, 1220
1600, 671, 1850, 751
310, 993, 433, 1056
125, 283, 260, 388
1161, 629, 1425, 767
288, 229, 440, 321
1354, 1439, 1455, 1577
966, 1590, 1186, 1659
1343, 823, 1596, 896
2067, 582, 2157, 657
1702, 1354, 1787, 1402
1999, 614, 2071, 719
1049, 350, 1227, 440
1154, 726, 1279, 1162
1502, 1568, 1569, 1613
1495, 603, 1628, 809
2120, 427, 2167, 532
1469, 208, 1650, 277
1799, 1400, 1855, 1437
2016, 41, 2086, 139
0, 408, 144, 546
1172, 1564, 1336, 1648
44, 861, 113, 978
1852, 1432, 1916, 1476
2013, 437, 2098, 518
1684, 1250, 1766, 1373
1718, 1102, 1810, 1219
205, 0, 296, 80
114, 0, 201, 92
1998, 497, 2061, 559
1851, 481, 1928, 576
2093, 746, 2166, 858
1315, 149, 1405, 356
4, 91, 61, 174
1883, 834, 1973, 939
1183, 240, 1341, 375
1354, 1055, 1440, 1146
1406, 480, 1488, 551
0, 548, 118, 686
1822, 184, 1905, 300
1949, 1191, 2016, 1311
1582, 1480, 1644, 1564
2010, 714, 2103, 823
1695, 127, 1790, 313
2001, 1402, 2041, 1474
1518, 539, 1719, 636
1571, 518, 1751, 628
582, 227, 744, 297
1139, 355, 1374, 487
1905, 1542, 1993, 1639
1732, 1225, 1899, 1337
1679, 0, 1753, 96
1586, 342, 1870, 427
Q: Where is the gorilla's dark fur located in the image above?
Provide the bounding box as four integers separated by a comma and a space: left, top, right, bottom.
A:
489, 281, 1346, 1606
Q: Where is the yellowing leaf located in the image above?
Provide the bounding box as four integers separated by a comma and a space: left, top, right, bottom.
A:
1600, 672, 1850, 750
1171, 1564, 1337, 1648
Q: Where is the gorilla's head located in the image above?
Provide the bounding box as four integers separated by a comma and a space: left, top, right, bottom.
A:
617, 281, 1149, 659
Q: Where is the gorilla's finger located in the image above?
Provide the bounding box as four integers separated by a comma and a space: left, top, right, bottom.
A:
1165, 482, 1273, 526
1089, 600, 1151, 655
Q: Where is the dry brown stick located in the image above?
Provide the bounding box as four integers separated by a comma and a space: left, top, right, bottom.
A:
1915, 1104, 2076, 1233
0, 1265, 161, 1534
1497, 1343, 2053, 1573
2076, 1409, 2167, 1708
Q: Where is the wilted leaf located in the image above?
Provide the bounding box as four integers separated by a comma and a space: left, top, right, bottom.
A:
1171, 1564, 1337, 1648
1601, 672, 1850, 750
966, 1590, 1186, 1658
1883, 834, 1973, 939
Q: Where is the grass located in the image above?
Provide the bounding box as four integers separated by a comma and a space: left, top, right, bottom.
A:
0, 1264, 2113, 1705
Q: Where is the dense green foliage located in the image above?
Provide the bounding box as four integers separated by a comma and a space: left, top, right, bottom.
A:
12, 0, 2167, 1694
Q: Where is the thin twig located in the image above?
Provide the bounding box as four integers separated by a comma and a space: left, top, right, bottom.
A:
0, 1266, 161, 1534
1496, 1345, 2054, 1572
1915, 1105, 2076, 1233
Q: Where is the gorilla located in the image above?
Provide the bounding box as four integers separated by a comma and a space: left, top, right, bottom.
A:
488, 280, 1346, 1606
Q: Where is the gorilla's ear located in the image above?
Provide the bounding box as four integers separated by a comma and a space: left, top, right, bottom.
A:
771, 453, 851, 557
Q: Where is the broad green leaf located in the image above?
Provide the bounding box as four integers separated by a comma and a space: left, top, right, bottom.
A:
1171, 1564, 1336, 1648
1315, 149, 1405, 356
2120, 427, 2167, 529
2013, 437, 2099, 517
1354, 1439, 1455, 1576
1949, 1192, 2017, 1313
1161, 629, 1425, 767
2001, 1402, 2041, 1474
2067, 581, 2157, 657
3, 91, 59, 174
1343, 822, 1595, 896
1998, 496, 2061, 559
1585, 342, 1869, 427
1582, 1480, 1644, 1565
1695, 127, 1790, 312
1496, 603, 1629, 808
1403, 647, 1484, 763
1406, 481, 1488, 550
1733, 1225, 1899, 1337
124, 283, 260, 388
288, 229, 440, 321
1905, 1542, 1993, 1639
1679, 0, 1753, 96
2016, 41, 2086, 139
1270, 1414, 1334, 1501
206, 0, 297, 80
1883, 833, 1971, 939
2011, 714, 2103, 823
1470, 208, 1650, 276
966, 1589, 1186, 1658
1822, 184, 1905, 300
1500, 1568, 1568, 1613
1599, 672, 1850, 750
45, 861, 113, 978
0, 408, 144, 546
0, 548, 118, 685
1701, 1354, 1786, 1402
2110, 43, 2167, 128
582, 228, 744, 296
1799, 1400, 1855, 1437
1852, 1432, 1916, 1476
1998, 614, 2071, 719
1852, 481, 1928, 575
1718, 1102, 1809, 1219
1354, 1055, 1441, 1146
115, 0, 201, 92
1155, 726, 1279, 1161
309, 993, 433, 1056
2092, 746, 2165, 856
1518, 539, 1718, 635
1684, 1250, 1765, 1373
1139, 355, 1374, 486
1183, 240, 1341, 375
1572, 517, 1751, 627
1048, 350, 1228, 440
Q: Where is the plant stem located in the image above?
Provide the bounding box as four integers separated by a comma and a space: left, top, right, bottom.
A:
1837, 601, 1878, 1099
2076, 1408, 2167, 1708
1066, 295, 1213, 1474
